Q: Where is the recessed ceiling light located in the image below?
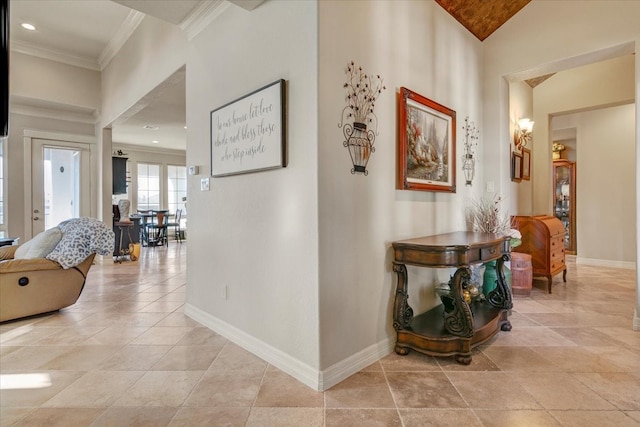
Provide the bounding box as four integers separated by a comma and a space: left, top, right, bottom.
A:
21, 23, 36, 31
143, 125, 159, 130
183, 126, 187, 129
152, 140, 159, 144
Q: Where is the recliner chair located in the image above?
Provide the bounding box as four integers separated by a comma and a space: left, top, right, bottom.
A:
0, 217, 114, 322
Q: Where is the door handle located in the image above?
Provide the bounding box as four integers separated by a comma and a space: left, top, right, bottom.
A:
33, 217, 39, 220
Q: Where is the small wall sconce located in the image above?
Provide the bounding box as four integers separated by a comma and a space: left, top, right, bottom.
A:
338, 61, 385, 176
514, 118, 534, 150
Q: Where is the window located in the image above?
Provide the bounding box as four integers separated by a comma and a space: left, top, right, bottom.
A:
167, 165, 187, 220
137, 163, 160, 211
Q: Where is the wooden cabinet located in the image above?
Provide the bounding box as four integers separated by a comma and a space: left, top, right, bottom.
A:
512, 215, 566, 293
112, 157, 128, 195
392, 232, 512, 364
553, 159, 576, 254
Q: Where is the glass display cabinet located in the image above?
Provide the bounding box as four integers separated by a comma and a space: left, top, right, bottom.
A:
553, 159, 576, 254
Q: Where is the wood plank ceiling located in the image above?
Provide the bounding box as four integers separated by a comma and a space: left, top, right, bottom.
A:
434, 0, 531, 41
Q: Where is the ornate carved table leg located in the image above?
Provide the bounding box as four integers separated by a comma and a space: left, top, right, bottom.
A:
455, 354, 472, 365
392, 263, 413, 355
487, 254, 513, 331
442, 267, 474, 338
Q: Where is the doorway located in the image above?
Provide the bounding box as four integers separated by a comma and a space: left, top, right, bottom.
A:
31, 138, 91, 235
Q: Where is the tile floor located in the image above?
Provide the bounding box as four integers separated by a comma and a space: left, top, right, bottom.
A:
1, 245, 639, 426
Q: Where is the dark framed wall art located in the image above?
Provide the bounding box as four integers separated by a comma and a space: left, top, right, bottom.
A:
521, 147, 531, 180
210, 79, 287, 177
512, 150, 523, 182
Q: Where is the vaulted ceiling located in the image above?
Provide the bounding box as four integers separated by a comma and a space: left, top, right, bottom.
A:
434, 0, 531, 41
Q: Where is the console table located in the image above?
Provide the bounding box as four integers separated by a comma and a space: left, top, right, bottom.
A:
392, 231, 513, 364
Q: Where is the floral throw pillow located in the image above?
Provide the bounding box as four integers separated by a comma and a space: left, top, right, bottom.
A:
46, 217, 115, 269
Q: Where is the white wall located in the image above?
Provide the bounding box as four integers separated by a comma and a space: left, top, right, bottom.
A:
7, 52, 100, 239
483, 0, 640, 199
10, 51, 101, 110
569, 105, 635, 265
185, 0, 321, 384
318, 0, 484, 373
532, 55, 635, 216
100, 16, 187, 126
509, 81, 533, 215
530, 56, 636, 266
483, 0, 640, 330
100, 15, 187, 224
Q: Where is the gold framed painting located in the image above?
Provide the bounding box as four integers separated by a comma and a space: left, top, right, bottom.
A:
397, 87, 456, 193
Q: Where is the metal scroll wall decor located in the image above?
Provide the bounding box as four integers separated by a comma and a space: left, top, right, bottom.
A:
338, 61, 386, 176
461, 116, 479, 186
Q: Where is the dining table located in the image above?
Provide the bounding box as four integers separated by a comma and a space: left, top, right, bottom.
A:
131, 210, 169, 246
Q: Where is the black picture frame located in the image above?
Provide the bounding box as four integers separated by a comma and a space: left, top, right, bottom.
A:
210, 79, 287, 177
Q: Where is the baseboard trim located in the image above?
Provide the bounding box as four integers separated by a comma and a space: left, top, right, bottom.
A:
184, 303, 394, 391
185, 303, 320, 389
575, 257, 636, 270
319, 337, 395, 391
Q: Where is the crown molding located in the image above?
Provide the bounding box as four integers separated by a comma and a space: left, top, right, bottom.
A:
10, 10, 144, 72
10, 39, 100, 71
10, 96, 99, 124
99, 10, 145, 70
228, 0, 264, 11
113, 142, 186, 156
180, 0, 229, 41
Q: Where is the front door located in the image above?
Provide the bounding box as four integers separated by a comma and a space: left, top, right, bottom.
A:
31, 138, 91, 235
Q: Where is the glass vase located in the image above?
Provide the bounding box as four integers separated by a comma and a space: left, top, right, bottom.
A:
482, 260, 511, 298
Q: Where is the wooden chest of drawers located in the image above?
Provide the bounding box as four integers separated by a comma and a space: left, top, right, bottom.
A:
511, 215, 567, 293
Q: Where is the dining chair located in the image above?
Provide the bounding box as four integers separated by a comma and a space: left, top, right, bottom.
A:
135, 210, 153, 246
166, 209, 183, 243
146, 210, 168, 246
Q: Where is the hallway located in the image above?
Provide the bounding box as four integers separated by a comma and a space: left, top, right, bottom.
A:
1, 244, 639, 426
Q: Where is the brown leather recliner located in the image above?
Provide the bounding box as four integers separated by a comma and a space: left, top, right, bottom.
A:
0, 245, 96, 322
0, 217, 114, 323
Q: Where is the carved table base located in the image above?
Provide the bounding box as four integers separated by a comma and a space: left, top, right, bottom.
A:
392, 232, 513, 364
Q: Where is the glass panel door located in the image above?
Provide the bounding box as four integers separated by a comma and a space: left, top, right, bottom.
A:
32, 139, 90, 235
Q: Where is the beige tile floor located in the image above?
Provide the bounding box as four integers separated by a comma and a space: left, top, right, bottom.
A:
1, 245, 640, 426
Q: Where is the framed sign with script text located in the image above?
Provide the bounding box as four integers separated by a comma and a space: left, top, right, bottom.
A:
210, 79, 287, 177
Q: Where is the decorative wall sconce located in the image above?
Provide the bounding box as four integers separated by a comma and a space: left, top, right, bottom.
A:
338, 61, 385, 176
514, 118, 534, 150
461, 116, 478, 186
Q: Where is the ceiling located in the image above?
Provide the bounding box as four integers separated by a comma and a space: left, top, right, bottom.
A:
9, 0, 530, 151
434, 0, 531, 41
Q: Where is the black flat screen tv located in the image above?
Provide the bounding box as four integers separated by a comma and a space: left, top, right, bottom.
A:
1, 0, 8, 138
